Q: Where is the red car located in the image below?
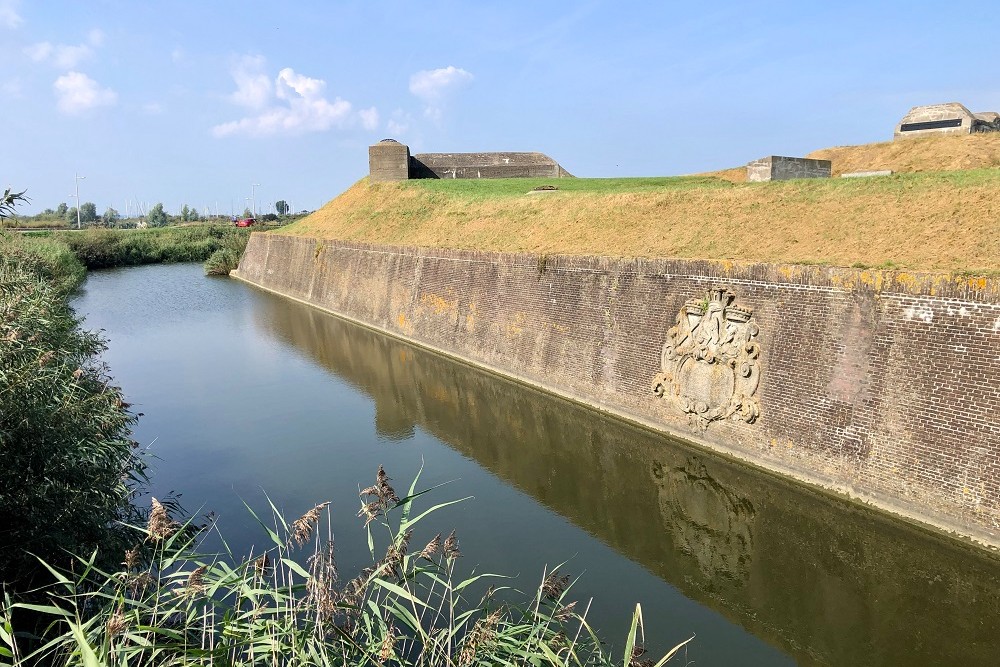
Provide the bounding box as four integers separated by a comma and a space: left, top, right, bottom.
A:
234, 217, 256, 227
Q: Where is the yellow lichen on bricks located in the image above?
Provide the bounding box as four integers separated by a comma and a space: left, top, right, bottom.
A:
420, 292, 458, 317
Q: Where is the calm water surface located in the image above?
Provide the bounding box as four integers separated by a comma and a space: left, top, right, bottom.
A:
74, 263, 1000, 666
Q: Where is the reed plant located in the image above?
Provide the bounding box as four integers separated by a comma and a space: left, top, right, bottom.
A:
0, 233, 144, 592
1, 466, 690, 666
45, 226, 253, 270
204, 230, 251, 276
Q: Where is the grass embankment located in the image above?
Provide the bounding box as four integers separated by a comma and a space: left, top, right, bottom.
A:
708, 132, 1000, 182
279, 165, 1000, 273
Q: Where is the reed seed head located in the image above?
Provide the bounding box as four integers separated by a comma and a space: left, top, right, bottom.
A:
555, 600, 577, 622
123, 545, 140, 570
542, 572, 570, 600
419, 533, 442, 561
378, 624, 398, 664
253, 553, 272, 578
106, 607, 126, 637
290, 501, 329, 548
444, 529, 461, 560
148, 497, 177, 541
179, 565, 207, 597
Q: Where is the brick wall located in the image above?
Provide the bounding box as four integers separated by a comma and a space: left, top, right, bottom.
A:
234, 234, 1000, 543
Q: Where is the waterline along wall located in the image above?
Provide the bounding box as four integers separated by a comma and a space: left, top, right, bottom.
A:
234, 234, 1000, 545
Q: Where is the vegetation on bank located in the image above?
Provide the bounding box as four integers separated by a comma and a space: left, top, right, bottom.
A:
22, 226, 254, 271
2, 466, 688, 666
280, 133, 1000, 273
0, 233, 144, 592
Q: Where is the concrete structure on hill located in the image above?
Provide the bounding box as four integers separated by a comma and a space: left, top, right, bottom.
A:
894, 103, 1000, 140
368, 139, 572, 182
746, 155, 832, 182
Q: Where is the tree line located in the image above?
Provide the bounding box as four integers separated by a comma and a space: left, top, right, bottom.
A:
16, 199, 295, 228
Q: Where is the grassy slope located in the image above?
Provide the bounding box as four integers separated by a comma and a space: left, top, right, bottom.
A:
280, 134, 1000, 273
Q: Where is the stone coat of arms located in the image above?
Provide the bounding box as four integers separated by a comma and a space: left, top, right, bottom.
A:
651, 287, 761, 428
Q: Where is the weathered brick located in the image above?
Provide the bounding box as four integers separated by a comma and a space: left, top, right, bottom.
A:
234, 235, 1000, 543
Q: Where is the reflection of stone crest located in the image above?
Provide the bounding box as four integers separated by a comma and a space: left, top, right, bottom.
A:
652, 286, 760, 428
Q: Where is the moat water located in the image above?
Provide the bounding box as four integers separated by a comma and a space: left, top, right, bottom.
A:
74, 263, 1000, 666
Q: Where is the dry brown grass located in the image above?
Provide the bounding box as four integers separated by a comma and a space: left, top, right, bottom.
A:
279, 135, 1000, 273
707, 132, 1000, 183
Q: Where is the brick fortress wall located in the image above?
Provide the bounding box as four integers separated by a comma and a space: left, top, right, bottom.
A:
234, 234, 1000, 543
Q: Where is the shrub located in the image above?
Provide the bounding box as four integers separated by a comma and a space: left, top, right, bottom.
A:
0, 240, 144, 591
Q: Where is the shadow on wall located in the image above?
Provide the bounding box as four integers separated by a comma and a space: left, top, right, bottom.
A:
250, 288, 1000, 667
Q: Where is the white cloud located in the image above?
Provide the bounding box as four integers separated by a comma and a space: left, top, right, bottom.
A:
409, 66, 473, 101
275, 67, 324, 101
0, 0, 22, 29
24, 41, 52, 61
53, 71, 117, 114
359, 106, 379, 131
228, 55, 271, 109
25, 33, 99, 68
386, 109, 413, 137
408, 66, 473, 122
214, 62, 374, 138
143, 102, 163, 114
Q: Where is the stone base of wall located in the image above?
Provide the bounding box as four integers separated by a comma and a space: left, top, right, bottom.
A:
234, 234, 1000, 546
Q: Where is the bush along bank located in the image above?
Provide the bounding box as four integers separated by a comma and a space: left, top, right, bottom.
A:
0, 232, 145, 592
25, 225, 254, 272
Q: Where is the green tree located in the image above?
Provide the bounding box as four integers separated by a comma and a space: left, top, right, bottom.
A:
242, 207, 253, 219
147, 202, 168, 227
275, 199, 289, 215
79, 201, 98, 224
101, 206, 120, 226
55, 202, 68, 217
189, 207, 199, 221
180, 204, 190, 221
65, 206, 78, 223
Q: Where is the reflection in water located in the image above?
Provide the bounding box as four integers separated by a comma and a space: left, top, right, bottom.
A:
254, 288, 1000, 666
653, 457, 755, 583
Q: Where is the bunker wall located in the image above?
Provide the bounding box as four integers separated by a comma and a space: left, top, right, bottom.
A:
747, 156, 832, 182
234, 234, 1000, 544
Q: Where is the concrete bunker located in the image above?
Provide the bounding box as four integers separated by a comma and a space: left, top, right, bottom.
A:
368, 139, 573, 182
746, 155, 832, 182
894, 102, 1000, 139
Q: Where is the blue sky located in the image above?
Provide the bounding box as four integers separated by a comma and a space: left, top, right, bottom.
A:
3, 0, 1000, 216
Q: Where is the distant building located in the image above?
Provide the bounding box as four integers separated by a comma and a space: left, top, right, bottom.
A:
368, 139, 573, 182
894, 103, 1000, 140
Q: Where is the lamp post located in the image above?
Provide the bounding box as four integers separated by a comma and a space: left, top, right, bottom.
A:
71, 173, 85, 229
250, 183, 260, 218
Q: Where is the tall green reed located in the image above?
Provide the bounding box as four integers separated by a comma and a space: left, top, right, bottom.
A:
1, 466, 691, 666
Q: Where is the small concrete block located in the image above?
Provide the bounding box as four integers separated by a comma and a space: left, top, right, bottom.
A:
841, 170, 893, 178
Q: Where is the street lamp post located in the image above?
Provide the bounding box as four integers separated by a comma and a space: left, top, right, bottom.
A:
250, 183, 260, 218
72, 173, 85, 229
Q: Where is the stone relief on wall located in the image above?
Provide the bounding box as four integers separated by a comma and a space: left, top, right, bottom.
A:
652, 286, 761, 429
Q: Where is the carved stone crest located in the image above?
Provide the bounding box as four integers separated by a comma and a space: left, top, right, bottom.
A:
652, 286, 760, 429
